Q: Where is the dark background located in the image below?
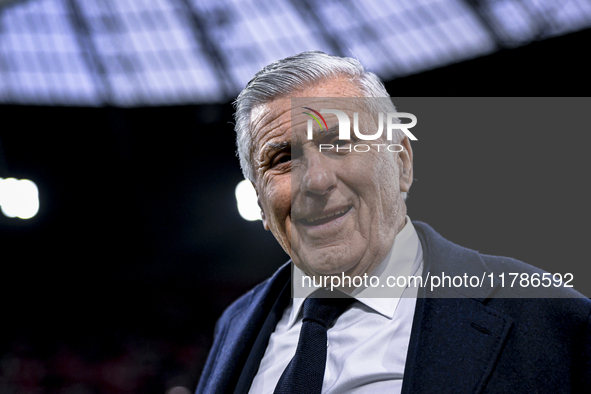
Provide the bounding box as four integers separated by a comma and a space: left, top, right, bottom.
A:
0, 27, 589, 393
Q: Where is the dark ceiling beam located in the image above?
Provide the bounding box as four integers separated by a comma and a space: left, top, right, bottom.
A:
65, 0, 113, 105
0, 0, 30, 10
461, 0, 505, 50
341, 0, 401, 67
288, 0, 347, 57
0, 9, 15, 104
173, 0, 236, 99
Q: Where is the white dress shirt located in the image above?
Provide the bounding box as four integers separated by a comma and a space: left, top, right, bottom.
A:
249, 217, 424, 394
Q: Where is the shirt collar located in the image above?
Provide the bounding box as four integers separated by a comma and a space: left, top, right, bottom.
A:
288, 216, 422, 328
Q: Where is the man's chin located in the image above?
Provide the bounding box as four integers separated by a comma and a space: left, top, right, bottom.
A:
294, 254, 360, 277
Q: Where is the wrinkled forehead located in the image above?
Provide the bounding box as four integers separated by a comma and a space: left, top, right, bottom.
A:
249, 76, 370, 143
292, 96, 369, 119
291, 97, 379, 144
249, 98, 292, 147
250, 96, 367, 138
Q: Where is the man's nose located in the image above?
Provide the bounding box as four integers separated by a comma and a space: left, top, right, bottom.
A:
300, 152, 337, 197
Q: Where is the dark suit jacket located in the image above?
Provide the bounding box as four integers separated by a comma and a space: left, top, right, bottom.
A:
196, 222, 591, 393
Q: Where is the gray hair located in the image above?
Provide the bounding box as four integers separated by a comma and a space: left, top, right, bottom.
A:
234, 51, 407, 199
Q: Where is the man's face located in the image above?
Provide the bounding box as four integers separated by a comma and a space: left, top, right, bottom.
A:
250, 77, 413, 279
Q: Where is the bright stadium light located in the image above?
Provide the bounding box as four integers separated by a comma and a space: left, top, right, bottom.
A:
0, 177, 40, 219
235, 179, 261, 221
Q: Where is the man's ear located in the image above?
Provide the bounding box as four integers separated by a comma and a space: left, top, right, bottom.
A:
252, 181, 270, 231
398, 136, 413, 193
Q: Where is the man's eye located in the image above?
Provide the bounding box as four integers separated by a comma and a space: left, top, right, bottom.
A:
272, 154, 291, 167
334, 139, 350, 147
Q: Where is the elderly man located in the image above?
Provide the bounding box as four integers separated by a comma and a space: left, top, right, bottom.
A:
196, 52, 590, 394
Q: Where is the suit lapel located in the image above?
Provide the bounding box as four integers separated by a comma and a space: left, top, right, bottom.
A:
234, 276, 291, 394
402, 297, 514, 394
401, 223, 515, 394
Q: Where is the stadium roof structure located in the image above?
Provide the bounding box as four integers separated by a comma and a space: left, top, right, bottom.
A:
0, 0, 590, 106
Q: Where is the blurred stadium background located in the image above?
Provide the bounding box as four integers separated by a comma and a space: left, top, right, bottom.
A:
0, 0, 590, 392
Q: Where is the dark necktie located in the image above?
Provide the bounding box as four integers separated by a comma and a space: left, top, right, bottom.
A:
273, 291, 355, 394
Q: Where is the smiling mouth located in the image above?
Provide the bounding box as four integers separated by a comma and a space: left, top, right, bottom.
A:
299, 206, 352, 226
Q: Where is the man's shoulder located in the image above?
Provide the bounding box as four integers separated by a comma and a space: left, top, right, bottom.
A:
216, 261, 291, 328
219, 277, 272, 321
481, 253, 590, 303
413, 220, 590, 301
